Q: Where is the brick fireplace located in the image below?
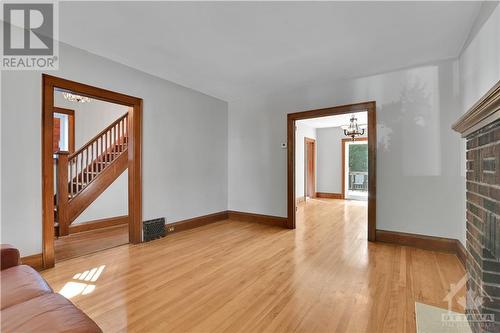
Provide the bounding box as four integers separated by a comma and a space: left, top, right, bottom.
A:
454, 81, 500, 333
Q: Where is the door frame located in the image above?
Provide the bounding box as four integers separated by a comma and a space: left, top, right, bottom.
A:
53, 107, 75, 153
342, 137, 368, 200
304, 137, 316, 199
287, 101, 377, 241
42, 74, 143, 268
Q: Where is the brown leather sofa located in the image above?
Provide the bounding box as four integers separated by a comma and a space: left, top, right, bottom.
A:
1, 244, 102, 333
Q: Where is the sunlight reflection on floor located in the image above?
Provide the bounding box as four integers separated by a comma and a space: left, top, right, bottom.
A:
59, 265, 105, 299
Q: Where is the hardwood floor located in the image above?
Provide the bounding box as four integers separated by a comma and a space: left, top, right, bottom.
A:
42, 199, 465, 332
54, 224, 129, 262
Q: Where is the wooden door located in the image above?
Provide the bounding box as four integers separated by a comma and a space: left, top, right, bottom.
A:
305, 138, 316, 198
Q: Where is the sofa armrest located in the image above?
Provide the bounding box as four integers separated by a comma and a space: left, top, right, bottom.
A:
1, 244, 20, 270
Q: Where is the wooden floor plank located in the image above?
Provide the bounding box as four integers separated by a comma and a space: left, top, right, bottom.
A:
42, 198, 465, 332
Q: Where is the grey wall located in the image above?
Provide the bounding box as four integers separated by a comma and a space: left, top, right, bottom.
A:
460, 4, 500, 113
295, 122, 316, 199
228, 59, 465, 243
316, 127, 343, 194
1, 42, 228, 256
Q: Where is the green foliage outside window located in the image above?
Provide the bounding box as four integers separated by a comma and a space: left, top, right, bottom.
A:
349, 143, 368, 172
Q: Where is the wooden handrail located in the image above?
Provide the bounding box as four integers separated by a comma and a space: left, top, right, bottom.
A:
66, 113, 128, 199
69, 113, 128, 160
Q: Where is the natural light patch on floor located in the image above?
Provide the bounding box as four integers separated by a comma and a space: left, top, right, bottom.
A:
59, 265, 105, 299
415, 302, 471, 333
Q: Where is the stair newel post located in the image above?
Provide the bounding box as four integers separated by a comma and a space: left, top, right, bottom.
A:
57, 151, 70, 236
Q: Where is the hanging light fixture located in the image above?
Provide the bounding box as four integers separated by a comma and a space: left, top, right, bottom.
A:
62, 92, 92, 103
342, 114, 365, 140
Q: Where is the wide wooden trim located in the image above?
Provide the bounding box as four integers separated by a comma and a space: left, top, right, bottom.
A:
21, 253, 44, 271
287, 101, 377, 241
167, 211, 229, 234
341, 137, 368, 199
288, 101, 375, 121
377, 230, 466, 268
452, 80, 500, 137
376, 230, 457, 253
316, 192, 343, 199
53, 107, 74, 116
42, 74, 143, 269
162, 210, 289, 235
69, 215, 129, 234
304, 137, 316, 198
53, 107, 75, 153
456, 240, 466, 268
228, 211, 288, 228
46, 75, 141, 106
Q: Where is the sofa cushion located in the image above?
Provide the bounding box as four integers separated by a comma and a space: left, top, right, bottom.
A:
0, 265, 52, 310
1, 293, 102, 333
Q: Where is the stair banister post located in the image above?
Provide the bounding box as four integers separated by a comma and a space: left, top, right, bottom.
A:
56, 151, 70, 236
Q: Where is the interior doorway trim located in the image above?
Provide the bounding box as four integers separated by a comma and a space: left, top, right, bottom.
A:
287, 101, 377, 241
53, 107, 75, 153
42, 74, 143, 268
304, 137, 316, 199
341, 137, 368, 200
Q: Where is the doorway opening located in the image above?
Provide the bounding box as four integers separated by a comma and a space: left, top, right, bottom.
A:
42, 74, 143, 268
304, 137, 316, 200
287, 102, 376, 241
343, 138, 368, 200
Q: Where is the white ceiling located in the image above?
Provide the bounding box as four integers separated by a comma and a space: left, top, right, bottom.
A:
59, 2, 482, 101
298, 112, 367, 129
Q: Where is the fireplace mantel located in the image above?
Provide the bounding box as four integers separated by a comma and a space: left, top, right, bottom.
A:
453, 80, 500, 333
453, 80, 500, 137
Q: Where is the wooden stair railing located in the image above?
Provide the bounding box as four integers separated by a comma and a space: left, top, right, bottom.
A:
55, 113, 129, 236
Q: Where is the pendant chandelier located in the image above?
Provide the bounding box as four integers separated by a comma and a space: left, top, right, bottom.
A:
342, 114, 365, 140
63, 92, 92, 103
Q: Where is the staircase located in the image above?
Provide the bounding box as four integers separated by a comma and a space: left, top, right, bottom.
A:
54, 113, 128, 236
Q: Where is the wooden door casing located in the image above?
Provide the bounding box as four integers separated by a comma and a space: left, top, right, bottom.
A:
304, 137, 316, 198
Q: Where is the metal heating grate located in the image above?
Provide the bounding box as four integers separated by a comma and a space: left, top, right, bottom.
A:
143, 218, 166, 242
